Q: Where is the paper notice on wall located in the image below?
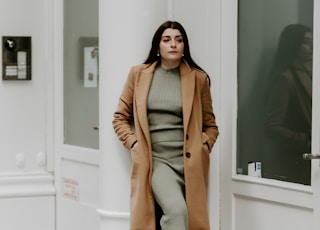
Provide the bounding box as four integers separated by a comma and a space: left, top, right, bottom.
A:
62, 178, 79, 201
84, 47, 98, 88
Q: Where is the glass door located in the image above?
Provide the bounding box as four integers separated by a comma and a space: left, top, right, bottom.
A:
220, 0, 320, 229
54, 0, 100, 229
237, 0, 313, 185
63, 0, 99, 149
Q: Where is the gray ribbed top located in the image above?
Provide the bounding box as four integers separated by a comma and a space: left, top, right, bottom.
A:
147, 65, 184, 144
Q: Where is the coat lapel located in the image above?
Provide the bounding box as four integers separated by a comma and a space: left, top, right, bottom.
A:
135, 62, 157, 144
180, 60, 195, 130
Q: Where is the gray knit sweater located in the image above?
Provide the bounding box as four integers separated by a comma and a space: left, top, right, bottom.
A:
147, 66, 184, 145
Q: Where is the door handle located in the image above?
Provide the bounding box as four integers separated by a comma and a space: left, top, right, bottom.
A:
303, 153, 320, 160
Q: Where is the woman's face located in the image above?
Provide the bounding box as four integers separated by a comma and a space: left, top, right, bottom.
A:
297, 32, 313, 62
159, 28, 184, 65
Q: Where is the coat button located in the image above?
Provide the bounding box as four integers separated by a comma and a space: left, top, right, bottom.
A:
186, 134, 189, 140
186, 152, 191, 158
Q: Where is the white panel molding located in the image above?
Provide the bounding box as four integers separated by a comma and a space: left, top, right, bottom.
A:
96, 209, 130, 220
0, 172, 55, 198
60, 144, 100, 166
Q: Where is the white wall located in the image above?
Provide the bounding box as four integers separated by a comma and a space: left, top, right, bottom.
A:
0, 0, 52, 173
0, 0, 55, 229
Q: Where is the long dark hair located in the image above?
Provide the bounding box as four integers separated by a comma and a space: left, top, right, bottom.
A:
271, 24, 312, 75
144, 21, 210, 85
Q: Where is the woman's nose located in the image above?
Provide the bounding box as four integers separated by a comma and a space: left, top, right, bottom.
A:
170, 40, 176, 47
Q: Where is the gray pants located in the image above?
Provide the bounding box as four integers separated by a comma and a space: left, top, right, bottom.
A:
151, 156, 188, 230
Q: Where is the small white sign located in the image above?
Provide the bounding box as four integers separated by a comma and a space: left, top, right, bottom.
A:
62, 178, 79, 201
84, 47, 98, 88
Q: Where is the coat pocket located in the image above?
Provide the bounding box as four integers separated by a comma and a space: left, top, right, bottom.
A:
201, 132, 210, 152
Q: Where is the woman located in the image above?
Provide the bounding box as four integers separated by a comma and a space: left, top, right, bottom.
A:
263, 24, 313, 185
112, 21, 219, 229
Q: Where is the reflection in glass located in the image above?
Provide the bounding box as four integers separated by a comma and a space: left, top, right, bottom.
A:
237, 0, 313, 185
263, 25, 312, 184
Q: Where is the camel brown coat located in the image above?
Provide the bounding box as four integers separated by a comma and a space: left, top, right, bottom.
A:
113, 60, 219, 230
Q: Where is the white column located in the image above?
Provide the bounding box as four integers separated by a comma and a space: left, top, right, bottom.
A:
98, 0, 169, 229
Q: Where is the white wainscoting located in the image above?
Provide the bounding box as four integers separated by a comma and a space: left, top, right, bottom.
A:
0, 172, 55, 230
